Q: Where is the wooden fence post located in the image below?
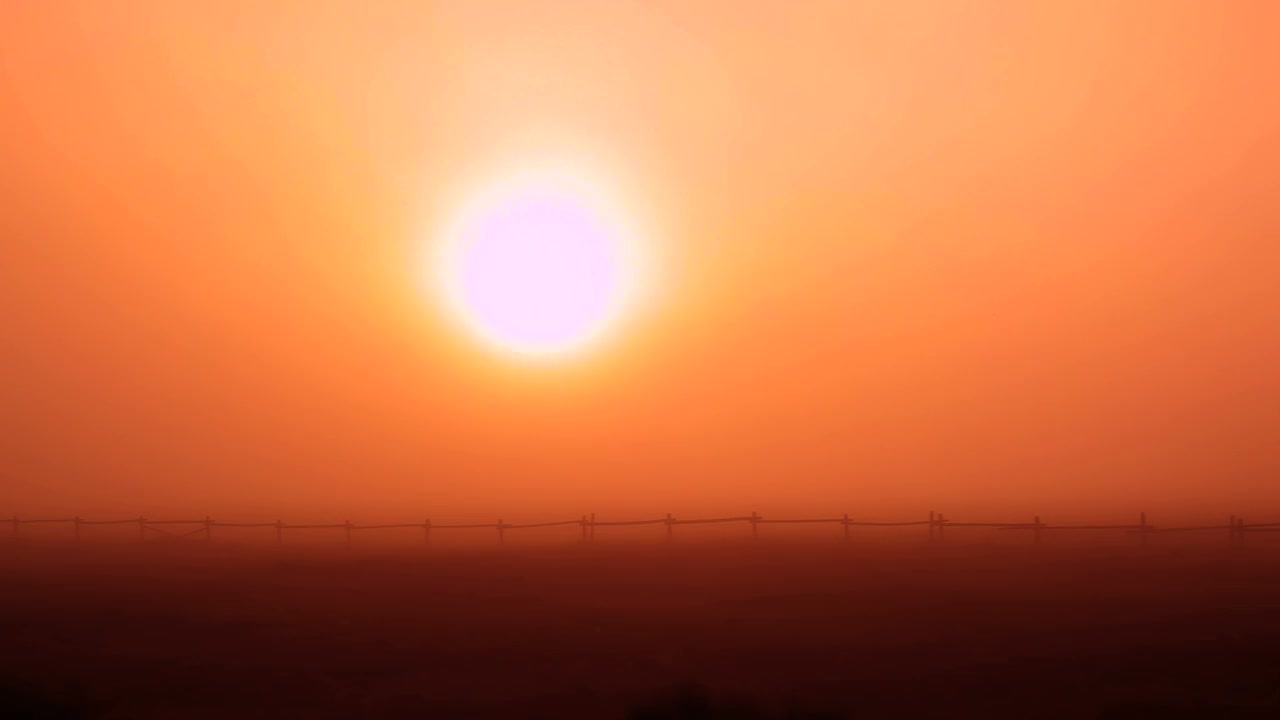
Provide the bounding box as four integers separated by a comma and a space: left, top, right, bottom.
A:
344, 520, 353, 549
843, 513, 850, 541
750, 511, 759, 540
928, 511, 935, 542
497, 519, 505, 545
73, 516, 81, 543
1033, 515, 1042, 545
275, 520, 284, 545
665, 513, 673, 543
424, 519, 432, 546
138, 516, 147, 543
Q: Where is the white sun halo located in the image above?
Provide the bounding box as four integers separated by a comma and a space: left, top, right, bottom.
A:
436, 170, 639, 357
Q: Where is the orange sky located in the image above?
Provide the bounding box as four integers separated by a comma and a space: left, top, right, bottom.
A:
3, 1, 1279, 524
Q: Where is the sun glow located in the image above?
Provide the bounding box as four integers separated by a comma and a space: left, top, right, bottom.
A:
436, 170, 642, 357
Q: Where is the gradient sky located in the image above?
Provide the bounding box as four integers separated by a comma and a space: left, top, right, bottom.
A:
3, 1, 1278, 524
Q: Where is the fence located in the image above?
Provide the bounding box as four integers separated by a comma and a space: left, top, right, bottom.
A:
5, 511, 1277, 548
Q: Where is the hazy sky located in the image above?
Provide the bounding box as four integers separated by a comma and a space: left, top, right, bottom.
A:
3, 1, 1278, 523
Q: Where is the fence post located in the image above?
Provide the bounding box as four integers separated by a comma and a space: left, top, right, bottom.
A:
750, 511, 759, 540
665, 513, 673, 543
424, 519, 432, 547
73, 516, 81, 543
497, 519, 505, 545
344, 520, 353, 549
138, 516, 147, 543
204, 515, 212, 542
1033, 516, 1042, 545
275, 520, 284, 545
928, 511, 935, 542
843, 513, 850, 541
1139, 512, 1148, 547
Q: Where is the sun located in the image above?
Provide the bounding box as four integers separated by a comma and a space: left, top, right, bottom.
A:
435, 170, 640, 357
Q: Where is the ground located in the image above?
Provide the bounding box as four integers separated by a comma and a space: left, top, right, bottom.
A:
3, 540, 1279, 718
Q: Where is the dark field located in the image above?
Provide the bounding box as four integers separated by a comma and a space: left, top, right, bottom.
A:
4, 540, 1280, 719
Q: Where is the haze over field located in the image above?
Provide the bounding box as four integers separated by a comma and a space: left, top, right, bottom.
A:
3, 1, 1279, 525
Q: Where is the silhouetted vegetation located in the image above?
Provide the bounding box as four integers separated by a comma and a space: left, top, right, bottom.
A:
628, 683, 845, 719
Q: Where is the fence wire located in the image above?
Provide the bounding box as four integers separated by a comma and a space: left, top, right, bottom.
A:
4, 511, 1271, 548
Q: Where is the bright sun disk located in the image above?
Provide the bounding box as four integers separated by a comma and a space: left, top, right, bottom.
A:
437, 171, 638, 357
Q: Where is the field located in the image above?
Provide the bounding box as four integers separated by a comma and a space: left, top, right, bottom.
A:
4, 539, 1280, 719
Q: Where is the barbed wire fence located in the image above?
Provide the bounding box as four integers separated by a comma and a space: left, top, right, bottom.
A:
5, 511, 1277, 548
